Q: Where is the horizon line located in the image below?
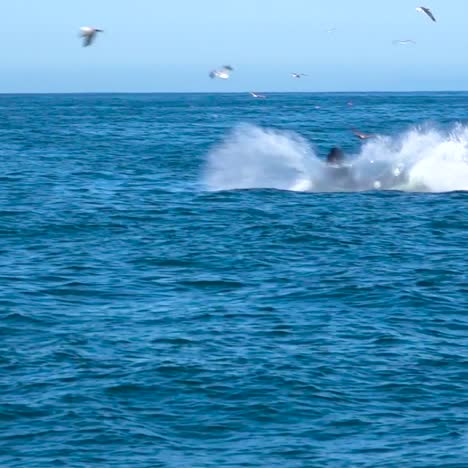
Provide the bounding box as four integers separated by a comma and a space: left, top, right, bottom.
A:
1, 89, 468, 96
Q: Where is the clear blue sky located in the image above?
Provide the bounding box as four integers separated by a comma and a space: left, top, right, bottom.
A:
2, 0, 466, 92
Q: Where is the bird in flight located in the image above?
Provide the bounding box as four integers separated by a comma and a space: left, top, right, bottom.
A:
80, 27, 103, 47
209, 65, 234, 80
291, 73, 307, 79
352, 128, 376, 140
416, 6, 436, 22
392, 39, 416, 46
250, 92, 266, 99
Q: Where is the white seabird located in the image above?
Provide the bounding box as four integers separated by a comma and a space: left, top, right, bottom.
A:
392, 39, 416, 46
250, 92, 266, 99
352, 128, 376, 140
209, 65, 234, 80
291, 73, 307, 79
80, 27, 103, 47
416, 6, 436, 22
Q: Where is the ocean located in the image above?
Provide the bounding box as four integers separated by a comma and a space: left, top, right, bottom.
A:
0, 93, 467, 467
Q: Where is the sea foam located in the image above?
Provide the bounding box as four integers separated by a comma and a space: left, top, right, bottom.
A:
203, 124, 468, 193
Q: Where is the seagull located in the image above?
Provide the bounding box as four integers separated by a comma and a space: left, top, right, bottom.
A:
392, 39, 416, 46
416, 6, 436, 22
291, 73, 307, 79
250, 92, 266, 99
209, 65, 234, 80
79, 26, 103, 47
352, 128, 376, 140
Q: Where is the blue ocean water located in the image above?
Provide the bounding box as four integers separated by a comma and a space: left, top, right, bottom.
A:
0, 93, 467, 467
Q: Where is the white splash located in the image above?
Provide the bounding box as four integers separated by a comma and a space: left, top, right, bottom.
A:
203, 125, 319, 192
203, 124, 468, 193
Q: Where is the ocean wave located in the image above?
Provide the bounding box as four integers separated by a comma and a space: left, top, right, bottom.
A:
203, 124, 468, 193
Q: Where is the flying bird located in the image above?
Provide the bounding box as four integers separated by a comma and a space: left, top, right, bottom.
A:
80, 27, 103, 47
326, 28, 337, 34
209, 65, 234, 80
250, 92, 266, 99
291, 73, 307, 79
392, 39, 416, 46
352, 128, 376, 140
416, 6, 436, 22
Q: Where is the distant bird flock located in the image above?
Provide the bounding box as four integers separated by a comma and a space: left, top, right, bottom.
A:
79, 5, 437, 104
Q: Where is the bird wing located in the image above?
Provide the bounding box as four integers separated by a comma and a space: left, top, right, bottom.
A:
83, 34, 94, 47
209, 71, 217, 79
423, 7, 436, 22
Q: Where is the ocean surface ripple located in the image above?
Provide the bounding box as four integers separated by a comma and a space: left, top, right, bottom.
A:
0, 93, 467, 467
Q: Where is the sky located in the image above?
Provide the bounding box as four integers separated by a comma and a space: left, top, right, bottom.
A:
1, 0, 467, 93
